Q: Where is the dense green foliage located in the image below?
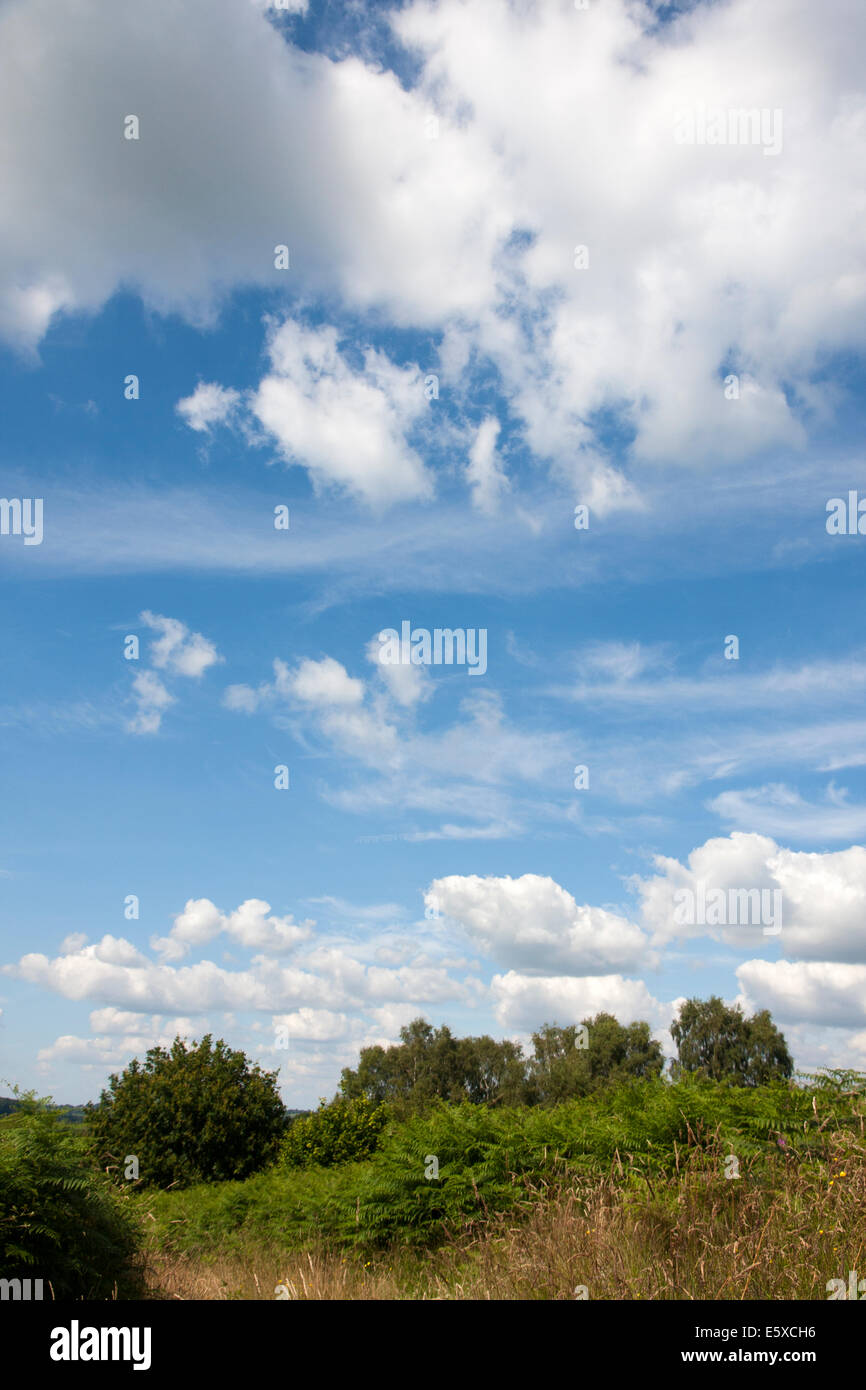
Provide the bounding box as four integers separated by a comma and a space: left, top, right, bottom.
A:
339, 1013, 665, 1110
280, 1096, 391, 1168
671, 996, 794, 1086
526, 1015, 664, 1103
339, 1018, 526, 1110
141, 1071, 866, 1257
86, 1034, 287, 1189
0, 1095, 143, 1298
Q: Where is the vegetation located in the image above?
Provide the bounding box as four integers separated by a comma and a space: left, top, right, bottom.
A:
138, 1069, 866, 1299
671, 995, 794, 1086
7, 1003, 858, 1299
338, 1018, 526, 1110
86, 1034, 287, 1189
526, 1015, 664, 1103
339, 1012, 665, 1112
280, 1096, 391, 1169
0, 1092, 143, 1299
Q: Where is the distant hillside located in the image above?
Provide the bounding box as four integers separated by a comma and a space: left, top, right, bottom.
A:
0, 1096, 86, 1124
0, 1097, 309, 1126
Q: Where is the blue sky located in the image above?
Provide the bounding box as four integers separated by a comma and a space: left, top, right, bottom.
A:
2, 0, 866, 1106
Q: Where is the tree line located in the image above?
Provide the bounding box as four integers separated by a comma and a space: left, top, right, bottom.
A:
339, 996, 792, 1111
77, 996, 793, 1188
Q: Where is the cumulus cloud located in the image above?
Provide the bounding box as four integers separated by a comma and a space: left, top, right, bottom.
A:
127, 612, 222, 733
491, 971, 669, 1033
141, 611, 222, 678
225, 655, 365, 716
251, 318, 434, 505
88, 1007, 193, 1035
4, 0, 863, 508
289, 655, 365, 707
737, 959, 866, 1028
429, 872, 652, 975
269, 1008, 349, 1042
151, 898, 314, 961
128, 670, 174, 735
637, 831, 866, 964
4, 923, 467, 1015
176, 381, 241, 433
0, 0, 506, 351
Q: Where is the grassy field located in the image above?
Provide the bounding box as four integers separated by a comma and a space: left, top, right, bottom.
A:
135, 1076, 866, 1300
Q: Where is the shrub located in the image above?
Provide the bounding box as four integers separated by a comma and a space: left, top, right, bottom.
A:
0, 1095, 144, 1298
280, 1096, 390, 1169
86, 1035, 287, 1189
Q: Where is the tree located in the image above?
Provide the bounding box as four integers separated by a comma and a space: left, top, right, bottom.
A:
671, 997, 793, 1086
527, 1013, 664, 1104
339, 1018, 527, 1110
86, 1034, 287, 1188
457, 1034, 527, 1106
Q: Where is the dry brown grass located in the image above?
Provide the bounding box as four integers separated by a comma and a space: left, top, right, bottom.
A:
142, 1131, 866, 1301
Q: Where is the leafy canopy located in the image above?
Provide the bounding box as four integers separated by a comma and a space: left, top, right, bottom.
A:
280, 1095, 390, 1169
671, 996, 793, 1086
86, 1034, 287, 1188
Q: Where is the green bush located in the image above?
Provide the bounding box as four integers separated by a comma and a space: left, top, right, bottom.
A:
86, 1034, 287, 1189
280, 1096, 390, 1169
0, 1096, 144, 1298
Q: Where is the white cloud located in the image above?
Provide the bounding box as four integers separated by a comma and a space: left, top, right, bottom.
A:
141, 611, 222, 678
60, 932, 88, 953
288, 655, 365, 707
226, 638, 579, 840
251, 319, 433, 505
637, 831, 866, 964
88, 1007, 194, 1035
270, 1008, 349, 1042
366, 634, 431, 708
3, 0, 863, 507
151, 897, 313, 961
555, 656, 866, 711
176, 381, 240, 432
0, 0, 506, 351
128, 670, 174, 735
491, 971, 668, 1033
429, 873, 652, 975
466, 416, 509, 514
5, 922, 468, 1016
737, 959, 866, 1029
580, 641, 668, 683
126, 612, 222, 733
709, 782, 866, 841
